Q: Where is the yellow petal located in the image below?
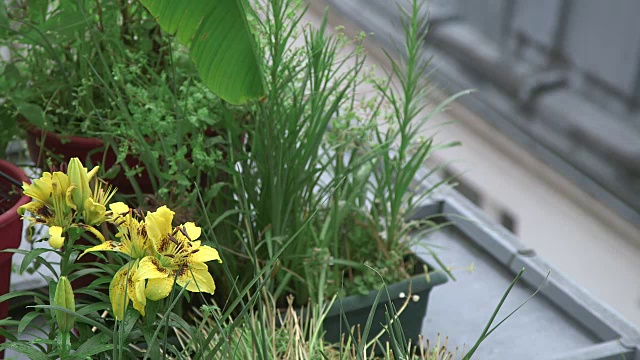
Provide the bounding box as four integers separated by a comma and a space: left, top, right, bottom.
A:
65, 185, 77, 210
83, 198, 106, 226
18, 201, 50, 219
135, 256, 171, 281
178, 267, 216, 294
80, 241, 122, 258
109, 202, 130, 217
145, 277, 174, 301
77, 223, 106, 243
180, 222, 201, 241
110, 265, 132, 321
189, 245, 221, 264
48, 226, 65, 249
128, 269, 146, 317
23, 173, 53, 204
188, 261, 208, 270
146, 206, 174, 249
51, 172, 71, 198
67, 158, 91, 212
87, 165, 100, 181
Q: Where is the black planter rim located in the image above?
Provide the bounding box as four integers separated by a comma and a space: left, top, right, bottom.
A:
325, 257, 448, 317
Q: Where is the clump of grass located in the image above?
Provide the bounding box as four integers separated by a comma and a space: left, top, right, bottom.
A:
176, 296, 463, 360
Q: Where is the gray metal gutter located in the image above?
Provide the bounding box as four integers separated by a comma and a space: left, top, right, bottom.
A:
407, 173, 640, 358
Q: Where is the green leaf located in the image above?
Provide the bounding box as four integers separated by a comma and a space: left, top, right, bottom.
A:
0, 3, 8, 38
27, 0, 48, 23
0, 341, 47, 360
17, 311, 40, 335
140, 0, 264, 104
17, 102, 46, 128
18, 248, 52, 274
0, 290, 45, 305
2, 63, 21, 84
71, 333, 112, 359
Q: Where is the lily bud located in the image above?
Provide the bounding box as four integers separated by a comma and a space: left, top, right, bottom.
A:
67, 158, 99, 213
53, 276, 75, 333
48, 226, 65, 249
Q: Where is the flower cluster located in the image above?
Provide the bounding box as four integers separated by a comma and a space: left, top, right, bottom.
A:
18, 157, 115, 248
83, 203, 221, 320
18, 158, 221, 321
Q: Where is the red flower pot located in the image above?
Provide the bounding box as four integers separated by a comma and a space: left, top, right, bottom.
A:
0, 159, 30, 355
25, 127, 153, 194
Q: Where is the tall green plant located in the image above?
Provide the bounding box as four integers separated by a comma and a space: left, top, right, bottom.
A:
316, 0, 470, 295
216, 0, 385, 305
204, 0, 464, 307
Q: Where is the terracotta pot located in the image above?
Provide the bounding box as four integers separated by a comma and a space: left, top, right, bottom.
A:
25, 127, 153, 194
0, 159, 30, 356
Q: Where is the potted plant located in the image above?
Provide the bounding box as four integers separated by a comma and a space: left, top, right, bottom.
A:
0, 159, 29, 353
0, 75, 30, 352
192, 0, 461, 346
0, 1, 161, 190
0, 0, 263, 194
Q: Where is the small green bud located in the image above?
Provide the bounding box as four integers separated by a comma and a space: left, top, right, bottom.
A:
53, 276, 75, 333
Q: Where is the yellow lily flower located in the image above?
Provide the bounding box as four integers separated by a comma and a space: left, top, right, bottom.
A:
19, 159, 116, 248
18, 171, 75, 245
82, 202, 149, 320
136, 206, 221, 301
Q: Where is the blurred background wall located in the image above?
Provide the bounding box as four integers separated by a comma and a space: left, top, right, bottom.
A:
309, 0, 640, 325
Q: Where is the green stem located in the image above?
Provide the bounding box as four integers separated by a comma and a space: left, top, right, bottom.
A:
57, 331, 70, 359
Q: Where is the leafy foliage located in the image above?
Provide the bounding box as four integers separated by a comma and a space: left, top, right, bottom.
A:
139, 0, 265, 104
0, 0, 172, 135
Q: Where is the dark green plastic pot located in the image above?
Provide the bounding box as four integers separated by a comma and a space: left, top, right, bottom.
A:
322, 257, 448, 347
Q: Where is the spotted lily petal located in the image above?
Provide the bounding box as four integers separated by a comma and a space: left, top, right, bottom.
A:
77, 224, 106, 243
81, 241, 123, 257
110, 265, 131, 321
18, 201, 51, 220
146, 206, 175, 251
179, 222, 201, 241
109, 202, 130, 218
128, 268, 146, 317
136, 257, 171, 282
109, 261, 146, 320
